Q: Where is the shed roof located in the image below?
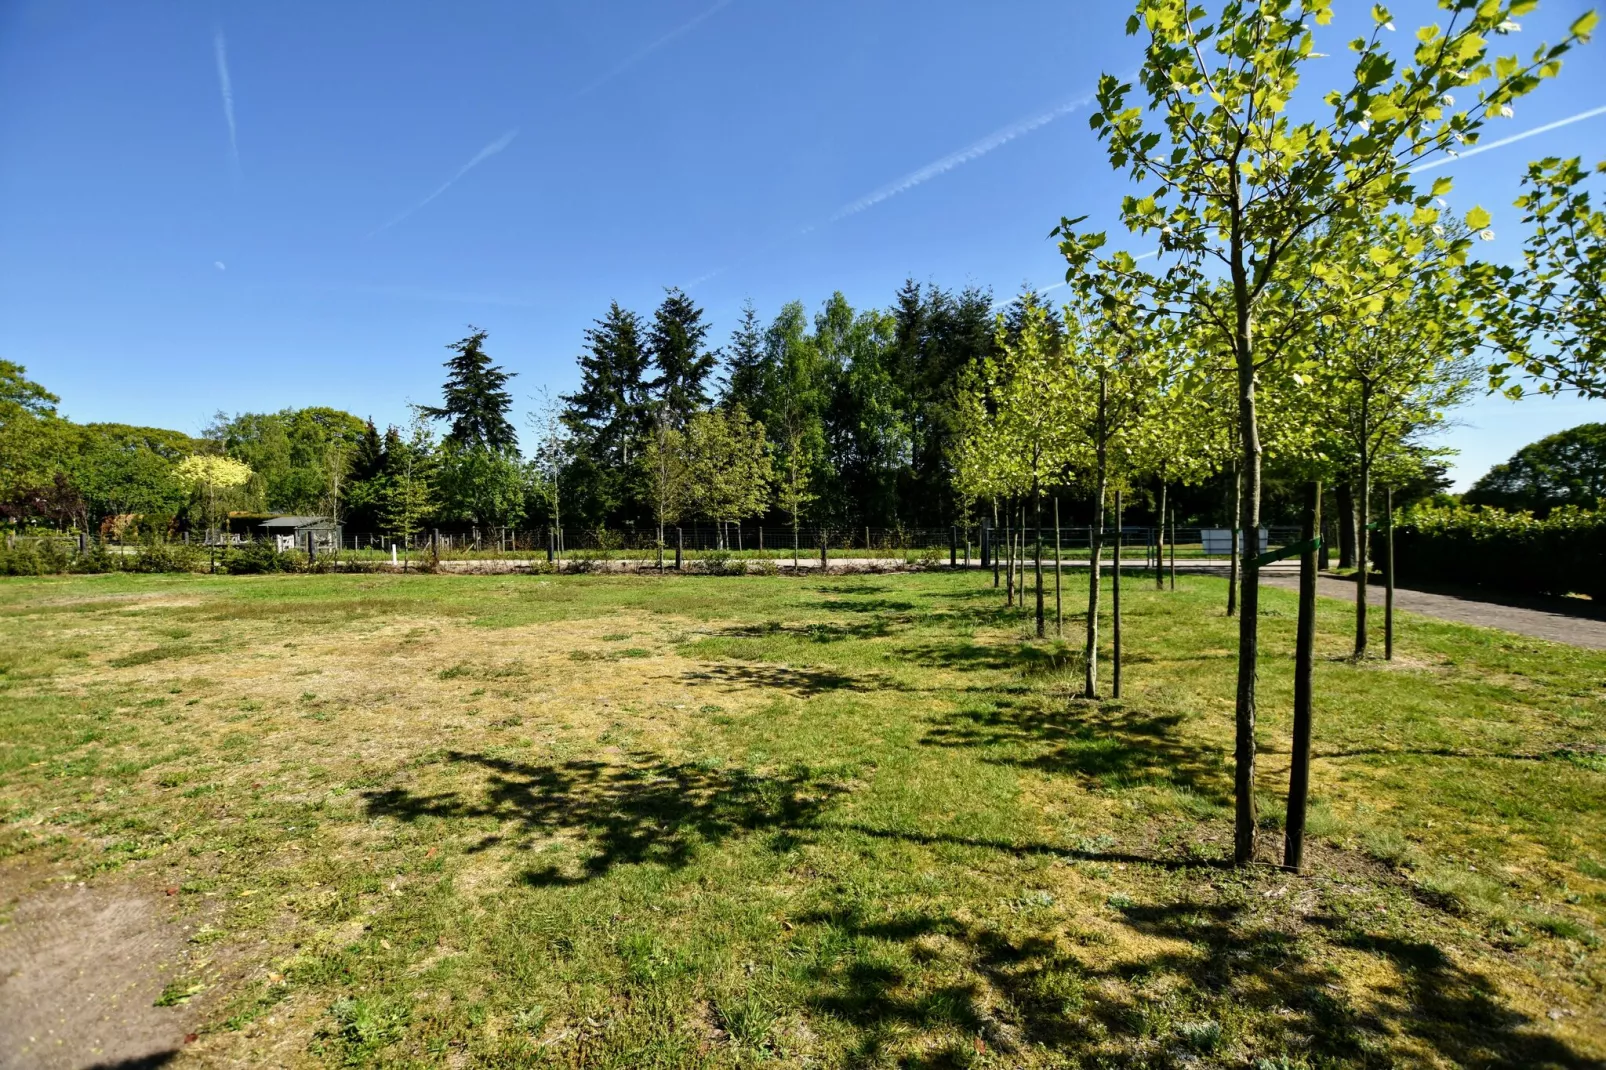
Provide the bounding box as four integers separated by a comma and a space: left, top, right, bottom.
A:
257, 516, 336, 529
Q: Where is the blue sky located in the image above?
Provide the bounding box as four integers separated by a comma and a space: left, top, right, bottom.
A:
1, 0, 1602, 488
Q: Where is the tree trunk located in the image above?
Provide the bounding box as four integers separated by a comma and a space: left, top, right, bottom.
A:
1283, 480, 1321, 872
1169, 505, 1176, 590
1085, 468, 1106, 699
1113, 488, 1122, 700
1005, 501, 1015, 606
1054, 497, 1063, 637
1155, 481, 1167, 590
1233, 344, 1264, 867
1385, 485, 1395, 661
1085, 377, 1109, 700
1337, 482, 1356, 569
1227, 463, 1242, 617
1034, 484, 1045, 639
1355, 397, 1372, 659
991, 500, 1000, 588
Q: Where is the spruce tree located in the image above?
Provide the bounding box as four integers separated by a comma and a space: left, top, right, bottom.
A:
721, 299, 767, 411
647, 287, 716, 423
422, 329, 517, 453
562, 302, 650, 467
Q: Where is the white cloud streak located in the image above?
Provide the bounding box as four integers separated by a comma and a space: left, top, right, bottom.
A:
576, 0, 736, 97
214, 29, 238, 168
1411, 104, 1606, 173
830, 92, 1096, 222
368, 129, 519, 238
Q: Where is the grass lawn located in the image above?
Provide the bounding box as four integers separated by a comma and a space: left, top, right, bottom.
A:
0, 569, 1602, 1067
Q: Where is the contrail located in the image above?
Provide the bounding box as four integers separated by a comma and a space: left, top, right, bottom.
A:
830, 91, 1097, 221
576, 0, 736, 97
214, 29, 238, 167
1412, 104, 1606, 172
368, 129, 519, 237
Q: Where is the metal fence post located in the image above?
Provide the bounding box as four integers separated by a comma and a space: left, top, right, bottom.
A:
820, 531, 828, 571
675, 527, 684, 570
950, 525, 957, 568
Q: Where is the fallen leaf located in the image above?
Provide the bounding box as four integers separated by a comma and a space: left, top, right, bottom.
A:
425, 846, 438, 859
184, 1033, 198, 1044
165, 886, 180, 896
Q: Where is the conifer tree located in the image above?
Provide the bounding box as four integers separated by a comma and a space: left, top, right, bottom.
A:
563, 302, 650, 467
721, 299, 768, 411
422, 329, 517, 453
647, 287, 717, 423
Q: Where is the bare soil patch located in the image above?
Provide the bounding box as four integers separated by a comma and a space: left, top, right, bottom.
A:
0, 873, 200, 1069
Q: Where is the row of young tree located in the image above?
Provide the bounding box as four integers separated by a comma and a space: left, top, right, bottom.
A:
976, 0, 1604, 870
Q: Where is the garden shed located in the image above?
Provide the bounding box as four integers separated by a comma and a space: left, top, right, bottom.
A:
255, 515, 342, 552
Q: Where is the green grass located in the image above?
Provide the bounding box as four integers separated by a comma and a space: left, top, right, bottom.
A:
0, 569, 1602, 1067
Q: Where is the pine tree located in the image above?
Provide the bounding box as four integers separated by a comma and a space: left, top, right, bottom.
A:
422, 328, 517, 452
721, 299, 767, 411
647, 287, 716, 423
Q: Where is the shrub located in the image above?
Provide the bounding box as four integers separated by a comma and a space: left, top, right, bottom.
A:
127, 540, 203, 574
70, 543, 122, 574
1388, 505, 1606, 600
0, 537, 76, 576
227, 539, 302, 575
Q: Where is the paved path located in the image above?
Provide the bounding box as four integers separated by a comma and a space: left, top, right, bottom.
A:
1257, 571, 1606, 650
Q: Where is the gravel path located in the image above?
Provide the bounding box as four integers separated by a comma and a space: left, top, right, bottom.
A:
1258, 571, 1606, 650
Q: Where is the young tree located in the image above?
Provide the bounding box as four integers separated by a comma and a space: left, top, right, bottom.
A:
526, 387, 574, 555
1062, 295, 1165, 697
775, 420, 817, 569
423, 328, 518, 453
648, 287, 717, 424
383, 407, 438, 557
638, 406, 690, 566
684, 405, 773, 544
1055, 0, 1586, 864
980, 302, 1079, 638
1313, 285, 1477, 658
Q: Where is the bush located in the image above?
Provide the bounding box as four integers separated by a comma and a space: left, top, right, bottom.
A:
0, 540, 65, 576
1388, 505, 1606, 600
226, 539, 303, 575
127, 540, 203, 574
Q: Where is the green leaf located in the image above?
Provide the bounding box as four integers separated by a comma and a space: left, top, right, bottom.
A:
1466, 206, 1492, 230
1570, 10, 1599, 39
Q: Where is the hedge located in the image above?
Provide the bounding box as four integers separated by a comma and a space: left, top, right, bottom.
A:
1388, 505, 1606, 601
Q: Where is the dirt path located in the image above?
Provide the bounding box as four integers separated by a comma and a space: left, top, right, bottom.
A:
1258, 572, 1606, 650
0, 878, 199, 1069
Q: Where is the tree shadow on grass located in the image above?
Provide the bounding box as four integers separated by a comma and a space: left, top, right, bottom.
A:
362, 750, 848, 887
794, 892, 1604, 1068
682, 662, 877, 696
923, 698, 1231, 803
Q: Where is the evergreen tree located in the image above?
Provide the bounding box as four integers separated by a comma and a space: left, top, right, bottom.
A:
343, 419, 388, 534
562, 302, 650, 523
721, 299, 767, 411
563, 302, 650, 466
350, 420, 385, 484
647, 287, 717, 423
422, 328, 517, 453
